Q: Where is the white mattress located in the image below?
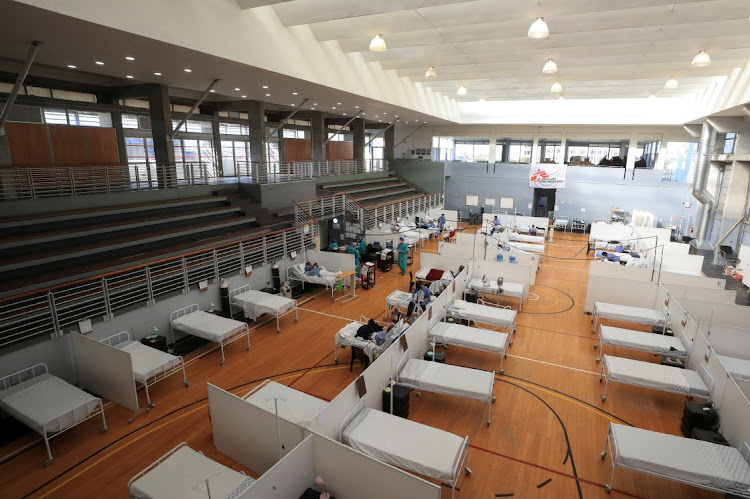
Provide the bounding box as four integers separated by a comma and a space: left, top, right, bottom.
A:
398, 359, 493, 402
231, 290, 295, 320
291, 263, 340, 286
450, 301, 516, 328
387, 290, 413, 308
599, 326, 688, 357
718, 356, 750, 381
506, 241, 544, 254
172, 311, 246, 342
468, 278, 524, 299
416, 268, 453, 285
129, 446, 254, 499
429, 322, 507, 354
244, 381, 327, 424
510, 233, 545, 244
335, 321, 377, 360
0, 373, 100, 434
604, 355, 710, 397
595, 302, 667, 327
611, 423, 750, 496
117, 341, 182, 382
342, 408, 465, 481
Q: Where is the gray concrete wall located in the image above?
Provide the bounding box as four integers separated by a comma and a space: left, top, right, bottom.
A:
389, 160, 445, 193
445, 162, 698, 228
313, 171, 390, 185
241, 180, 317, 211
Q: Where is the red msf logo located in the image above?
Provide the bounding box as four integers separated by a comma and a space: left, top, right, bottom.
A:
530, 169, 549, 182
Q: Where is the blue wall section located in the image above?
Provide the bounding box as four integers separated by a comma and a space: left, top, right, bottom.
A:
444, 162, 698, 228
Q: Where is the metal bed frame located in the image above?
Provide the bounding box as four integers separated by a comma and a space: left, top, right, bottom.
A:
384, 289, 417, 321
429, 320, 508, 374
333, 315, 395, 363
593, 328, 691, 364
599, 357, 713, 402
465, 277, 524, 310
0, 364, 107, 466
286, 264, 344, 301
229, 285, 299, 333
449, 298, 517, 346
339, 398, 471, 499
591, 300, 670, 335
169, 304, 250, 365
100, 331, 189, 416
599, 424, 750, 497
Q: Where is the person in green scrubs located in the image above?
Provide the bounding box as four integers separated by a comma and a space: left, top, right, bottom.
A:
397, 236, 409, 275
357, 234, 367, 259
346, 242, 361, 277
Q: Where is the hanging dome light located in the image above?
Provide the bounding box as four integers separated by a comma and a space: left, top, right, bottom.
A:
542, 59, 558, 74
691, 50, 710, 67
648, 93, 657, 100
558, 95, 565, 101
479, 97, 486, 102
664, 77, 679, 89
369, 34, 387, 52
457, 85, 468, 96
528, 17, 549, 39
550, 81, 562, 93
425, 66, 437, 78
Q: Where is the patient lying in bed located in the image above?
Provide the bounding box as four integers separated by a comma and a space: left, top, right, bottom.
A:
303, 262, 339, 278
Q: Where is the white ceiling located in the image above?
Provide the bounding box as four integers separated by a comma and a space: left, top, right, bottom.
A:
268, 0, 750, 101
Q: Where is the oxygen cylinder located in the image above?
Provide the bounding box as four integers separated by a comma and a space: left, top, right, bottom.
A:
272, 262, 281, 292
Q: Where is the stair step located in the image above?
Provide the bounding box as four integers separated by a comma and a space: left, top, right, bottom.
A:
353, 188, 417, 202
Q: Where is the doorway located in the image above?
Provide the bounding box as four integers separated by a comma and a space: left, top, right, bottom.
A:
532, 188, 556, 218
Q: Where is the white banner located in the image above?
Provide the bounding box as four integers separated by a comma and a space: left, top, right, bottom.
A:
529, 164, 567, 188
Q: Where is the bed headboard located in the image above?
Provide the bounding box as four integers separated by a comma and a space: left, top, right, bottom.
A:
697, 364, 715, 396
100, 331, 132, 347
1, 363, 48, 390
229, 285, 251, 301
339, 397, 366, 442
169, 304, 200, 324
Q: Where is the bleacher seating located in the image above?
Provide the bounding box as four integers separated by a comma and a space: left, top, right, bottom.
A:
320, 172, 424, 206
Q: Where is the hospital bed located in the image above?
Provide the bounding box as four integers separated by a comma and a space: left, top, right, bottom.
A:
448, 299, 517, 345
506, 241, 545, 257
287, 262, 343, 301
594, 250, 634, 263
242, 380, 328, 424
0, 364, 107, 466
170, 305, 250, 365
334, 318, 407, 363
127, 442, 255, 499
428, 321, 508, 374
229, 285, 298, 333
100, 331, 189, 415
600, 423, 750, 497
395, 348, 496, 425
599, 355, 713, 402
466, 277, 524, 310
385, 289, 414, 319
594, 327, 691, 364
554, 216, 569, 230
509, 232, 545, 244
415, 267, 454, 287
592, 301, 668, 335
340, 399, 471, 499
717, 355, 750, 381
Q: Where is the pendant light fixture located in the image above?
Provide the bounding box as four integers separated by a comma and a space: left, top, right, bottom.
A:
550, 81, 562, 93
369, 34, 387, 52
542, 59, 558, 74
664, 77, 679, 89
425, 66, 437, 78
528, 17, 549, 39
457, 85, 468, 96
691, 50, 710, 67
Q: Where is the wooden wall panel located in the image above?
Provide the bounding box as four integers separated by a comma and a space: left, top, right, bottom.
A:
283, 138, 312, 162
84, 127, 120, 165
326, 141, 354, 161
5, 122, 52, 166
48, 125, 87, 165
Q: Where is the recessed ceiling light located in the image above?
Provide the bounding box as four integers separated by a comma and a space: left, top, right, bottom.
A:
332, 107, 337, 109
209, 89, 215, 93
95, 61, 104, 66
125, 56, 135, 61
184, 68, 192, 72
379, 119, 382, 122
355, 106, 360, 109
337, 102, 341, 105
262, 85, 269, 89
369, 34, 387, 52
67, 65, 77, 69
266, 93, 271, 97
313, 103, 317, 106
242, 95, 247, 98
235, 88, 240, 91
343, 113, 347, 115
383, 112, 388, 115
292, 92, 298, 95
528, 17, 549, 39
153, 72, 162, 76
126, 75, 134, 79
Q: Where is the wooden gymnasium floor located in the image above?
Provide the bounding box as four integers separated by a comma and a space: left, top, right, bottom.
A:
0, 230, 719, 498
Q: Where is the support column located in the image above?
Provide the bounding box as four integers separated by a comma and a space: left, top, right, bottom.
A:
247, 100, 266, 181
352, 118, 365, 161
277, 129, 286, 164
558, 133, 567, 165
310, 111, 325, 161
147, 84, 176, 188
487, 132, 497, 164
212, 120, 224, 177
110, 110, 130, 166
384, 126, 395, 161
625, 133, 638, 170
531, 133, 540, 164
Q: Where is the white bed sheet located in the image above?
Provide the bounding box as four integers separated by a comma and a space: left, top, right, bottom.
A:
231, 290, 295, 320
387, 290, 413, 308
244, 381, 327, 424
468, 279, 524, 299
398, 359, 493, 402
595, 302, 667, 326
0, 373, 100, 433
172, 311, 246, 342
718, 355, 750, 381
510, 233, 545, 244
291, 263, 340, 286
604, 355, 710, 397
599, 326, 687, 357
450, 301, 516, 328
335, 321, 378, 361
342, 408, 464, 481
117, 341, 182, 382
611, 423, 750, 496
429, 322, 507, 354
507, 241, 544, 254
416, 268, 453, 285
129, 446, 254, 499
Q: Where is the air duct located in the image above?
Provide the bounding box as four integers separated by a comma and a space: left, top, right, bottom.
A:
690, 121, 717, 254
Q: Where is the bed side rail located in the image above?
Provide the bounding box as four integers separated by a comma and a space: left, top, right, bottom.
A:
127, 442, 189, 495
741, 442, 750, 465
229, 285, 251, 301
450, 436, 470, 482
679, 331, 692, 353
1, 363, 48, 390
100, 331, 132, 347
697, 364, 715, 396
339, 398, 365, 442
395, 348, 410, 381
478, 298, 511, 310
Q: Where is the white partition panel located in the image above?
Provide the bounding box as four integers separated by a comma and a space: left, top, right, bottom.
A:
659, 272, 725, 289
590, 223, 633, 242
240, 435, 314, 498
657, 254, 706, 276
702, 325, 750, 359
428, 208, 457, 223
208, 383, 308, 474
738, 380, 750, 403
470, 259, 533, 299
584, 262, 658, 313
661, 284, 736, 304
438, 241, 474, 258
71, 332, 138, 412
311, 381, 359, 440
403, 302, 431, 360
680, 299, 750, 329
420, 253, 469, 273
305, 249, 355, 273
716, 379, 750, 448
663, 242, 690, 255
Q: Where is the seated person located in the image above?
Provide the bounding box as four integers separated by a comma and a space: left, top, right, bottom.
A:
407, 283, 431, 319
306, 265, 323, 277
451, 265, 466, 277
528, 225, 538, 236
491, 216, 502, 232
373, 322, 398, 346
304, 262, 318, 273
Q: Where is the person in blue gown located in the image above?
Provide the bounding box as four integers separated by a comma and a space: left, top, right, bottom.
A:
397, 236, 409, 275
